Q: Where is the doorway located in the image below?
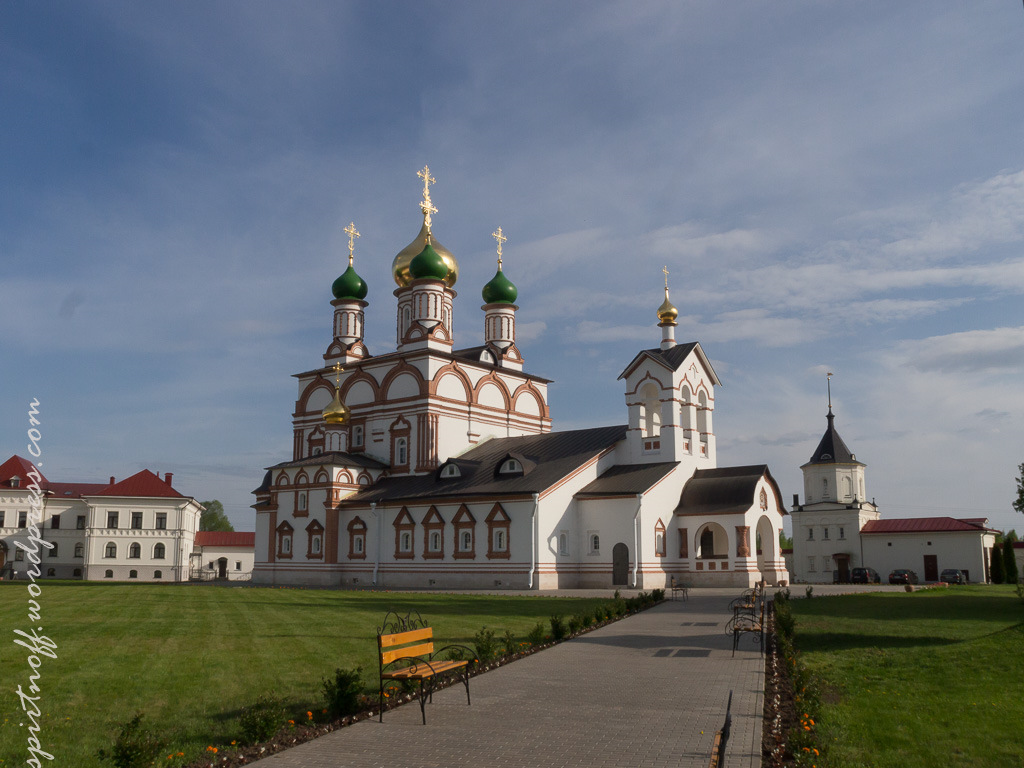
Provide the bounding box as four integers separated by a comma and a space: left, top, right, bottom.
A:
217, 558, 228, 579
923, 554, 938, 582
612, 543, 629, 586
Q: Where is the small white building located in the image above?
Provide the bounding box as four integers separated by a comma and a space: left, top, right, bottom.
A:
0, 455, 203, 582
191, 531, 256, 581
790, 403, 999, 584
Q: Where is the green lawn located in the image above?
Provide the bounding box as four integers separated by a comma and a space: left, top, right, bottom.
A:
0, 582, 608, 767
791, 585, 1024, 768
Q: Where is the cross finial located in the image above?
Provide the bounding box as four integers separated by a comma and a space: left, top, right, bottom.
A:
826, 371, 834, 411
332, 362, 344, 388
418, 165, 437, 233
663, 265, 670, 288
492, 226, 507, 268
344, 222, 360, 266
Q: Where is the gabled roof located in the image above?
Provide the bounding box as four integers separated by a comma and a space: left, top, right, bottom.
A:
861, 517, 997, 535
803, 409, 861, 467
266, 451, 388, 471
194, 531, 256, 548
575, 463, 678, 497
91, 469, 184, 498
0, 455, 45, 487
617, 342, 722, 386
345, 425, 627, 504
674, 465, 785, 517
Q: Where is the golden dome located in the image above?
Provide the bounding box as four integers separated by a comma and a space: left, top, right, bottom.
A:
322, 386, 350, 425
392, 219, 458, 288
657, 289, 678, 325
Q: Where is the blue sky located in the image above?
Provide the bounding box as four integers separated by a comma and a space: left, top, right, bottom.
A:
3, 1, 1024, 534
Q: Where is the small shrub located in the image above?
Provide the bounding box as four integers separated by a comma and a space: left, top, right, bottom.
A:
991, 549, 1005, 583
473, 626, 498, 663
526, 621, 546, 646
651, 588, 665, 602
549, 614, 567, 641
594, 606, 607, 625
805, 585, 814, 599
323, 667, 364, 719
239, 695, 286, 744
502, 629, 517, 657
774, 596, 795, 641
567, 615, 583, 634
97, 714, 166, 768
1003, 540, 1019, 584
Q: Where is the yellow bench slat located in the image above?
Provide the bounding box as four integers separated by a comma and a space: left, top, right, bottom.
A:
382, 660, 468, 680
381, 641, 435, 666
379, 627, 433, 648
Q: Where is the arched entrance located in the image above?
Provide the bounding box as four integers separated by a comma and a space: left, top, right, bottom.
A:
612, 543, 629, 586
695, 522, 729, 559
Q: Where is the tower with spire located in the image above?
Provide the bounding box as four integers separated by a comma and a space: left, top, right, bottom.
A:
790, 374, 879, 583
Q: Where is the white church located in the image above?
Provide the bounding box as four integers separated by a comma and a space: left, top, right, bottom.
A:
251, 168, 790, 590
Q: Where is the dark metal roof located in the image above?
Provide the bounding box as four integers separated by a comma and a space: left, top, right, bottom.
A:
575, 463, 678, 497
344, 425, 627, 504
617, 342, 722, 386
294, 347, 552, 384
266, 451, 388, 471
674, 465, 784, 516
803, 409, 861, 466
861, 517, 997, 534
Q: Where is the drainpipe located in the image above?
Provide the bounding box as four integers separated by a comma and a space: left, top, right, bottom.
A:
371, 502, 380, 586
528, 493, 540, 589
631, 492, 644, 588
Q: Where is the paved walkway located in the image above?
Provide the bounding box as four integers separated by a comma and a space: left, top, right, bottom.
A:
251, 589, 765, 768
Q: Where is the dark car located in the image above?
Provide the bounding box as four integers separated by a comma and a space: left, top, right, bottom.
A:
850, 567, 881, 584
940, 568, 966, 584
889, 568, 919, 585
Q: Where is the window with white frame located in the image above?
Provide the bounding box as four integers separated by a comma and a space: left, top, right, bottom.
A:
400, 531, 412, 552
74, 543, 84, 558
460, 530, 473, 552
839, 526, 845, 539
153, 543, 165, 559
823, 527, 829, 540
105, 542, 117, 558
49, 543, 58, 558
807, 556, 816, 572
129, 543, 141, 559
155, 513, 166, 530
807, 527, 814, 540
107, 511, 118, 529
493, 529, 507, 553
589, 533, 600, 554
558, 532, 568, 556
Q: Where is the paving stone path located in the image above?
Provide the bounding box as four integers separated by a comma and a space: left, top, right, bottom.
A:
250, 589, 765, 768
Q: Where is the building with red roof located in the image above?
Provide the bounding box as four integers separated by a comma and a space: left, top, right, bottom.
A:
191, 531, 256, 580
1, 455, 206, 582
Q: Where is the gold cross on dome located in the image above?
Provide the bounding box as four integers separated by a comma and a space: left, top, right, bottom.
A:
417, 165, 438, 232
492, 226, 507, 267
332, 362, 344, 387
663, 265, 670, 289
344, 222, 360, 265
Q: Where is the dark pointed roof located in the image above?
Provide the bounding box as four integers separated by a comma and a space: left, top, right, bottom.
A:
803, 408, 862, 467
617, 342, 722, 386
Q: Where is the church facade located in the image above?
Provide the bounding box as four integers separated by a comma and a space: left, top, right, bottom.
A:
252, 169, 790, 589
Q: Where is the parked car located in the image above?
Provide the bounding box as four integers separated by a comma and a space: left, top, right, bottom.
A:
940, 568, 966, 584
889, 568, 920, 585
850, 567, 881, 584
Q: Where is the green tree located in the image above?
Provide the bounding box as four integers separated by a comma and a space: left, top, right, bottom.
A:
200, 500, 234, 532
991, 546, 1004, 584
1002, 539, 1019, 584
1014, 462, 1024, 515
778, 531, 793, 550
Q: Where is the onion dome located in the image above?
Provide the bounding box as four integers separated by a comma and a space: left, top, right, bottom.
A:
482, 268, 518, 304
322, 385, 350, 425
332, 265, 368, 300
392, 220, 458, 288
409, 240, 449, 282
657, 288, 678, 325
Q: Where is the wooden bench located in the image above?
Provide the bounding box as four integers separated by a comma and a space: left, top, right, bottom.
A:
728, 591, 765, 657
377, 610, 474, 724
670, 576, 689, 601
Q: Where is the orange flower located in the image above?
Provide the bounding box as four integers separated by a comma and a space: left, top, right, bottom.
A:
307, 711, 313, 719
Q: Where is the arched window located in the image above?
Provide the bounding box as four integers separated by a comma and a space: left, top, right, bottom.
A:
129, 570, 138, 579
104, 569, 113, 578
640, 383, 661, 438
74, 543, 84, 558
352, 424, 364, 449
46, 568, 55, 577
129, 543, 141, 559
154, 570, 162, 579
298, 492, 308, 512
822, 478, 830, 500
558, 532, 568, 556
590, 534, 600, 553
105, 542, 117, 558
49, 543, 58, 558
842, 476, 852, 500
654, 519, 666, 557
461, 530, 472, 551
73, 568, 82, 578
395, 437, 408, 467
154, 543, 165, 559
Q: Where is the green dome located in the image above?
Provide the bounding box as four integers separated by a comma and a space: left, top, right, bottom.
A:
332, 265, 368, 300
409, 242, 449, 282
482, 268, 518, 304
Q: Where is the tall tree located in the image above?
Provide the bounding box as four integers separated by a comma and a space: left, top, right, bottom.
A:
200, 500, 234, 532
1014, 462, 1024, 515
779, 531, 793, 550
991, 546, 1004, 584
1003, 539, 1019, 584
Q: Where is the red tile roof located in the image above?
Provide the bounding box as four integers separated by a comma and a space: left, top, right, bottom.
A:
861, 517, 995, 534
0, 455, 46, 486
92, 469, 184, 498
46, 481, 110, 498
194, 531, 255, 548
